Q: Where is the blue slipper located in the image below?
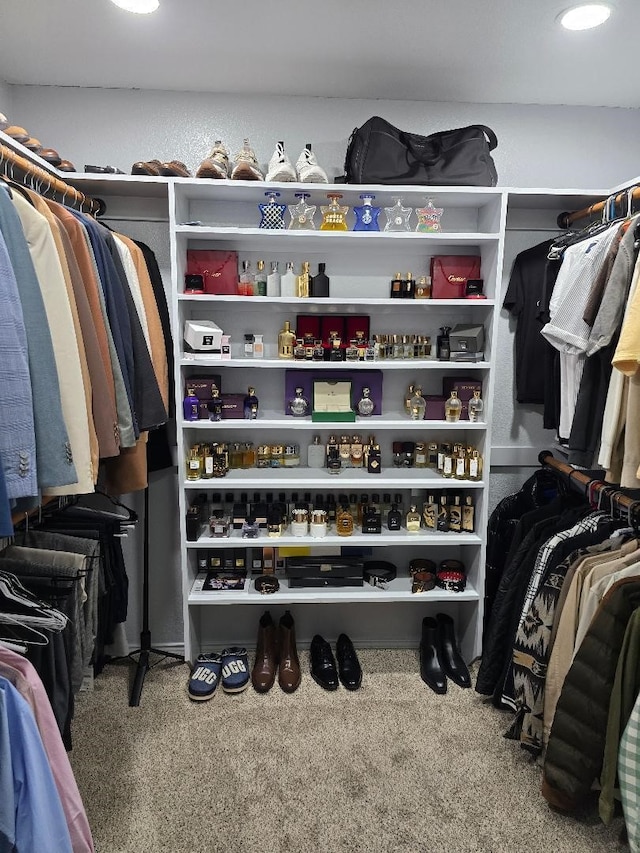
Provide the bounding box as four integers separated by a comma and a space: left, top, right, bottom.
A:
221, 647, 250, 693
188, 654, 222, 701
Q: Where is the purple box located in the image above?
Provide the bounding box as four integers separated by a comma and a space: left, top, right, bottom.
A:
424, 395, 446, 420
197, 399, 212, 420
220, 393, 246, 419
284, 369, 383, 416
186, 374, 222, 400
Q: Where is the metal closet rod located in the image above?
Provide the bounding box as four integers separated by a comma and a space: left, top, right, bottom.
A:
557, 185, 640, 229
538, 450, 639, 516
0, 143, 101, 215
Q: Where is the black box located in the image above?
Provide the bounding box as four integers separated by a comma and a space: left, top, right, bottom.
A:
286, 556, 364, 587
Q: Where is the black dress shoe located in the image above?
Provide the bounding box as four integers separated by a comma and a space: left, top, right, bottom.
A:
436, 613, 471, 689
310, 634, 339, 691
420, 617, 447, 694
336, 633, 362, 690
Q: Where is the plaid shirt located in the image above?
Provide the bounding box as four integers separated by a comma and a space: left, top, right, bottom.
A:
620, 690, 640, 853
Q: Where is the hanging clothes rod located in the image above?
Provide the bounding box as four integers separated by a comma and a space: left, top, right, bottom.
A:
0, 143, 101, 215
538, 450, 640, 517
557, 185, 640, 229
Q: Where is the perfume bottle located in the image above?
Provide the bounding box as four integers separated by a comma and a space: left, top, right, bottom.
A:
445, 390, 462, 423
307, 435, 325, 468
353, 193, 381, 231
310, 262, 330, 298
329, 336, 343, 361
339, 435, 352, 468
462, 495, 475, 532
406, 504, 421, 533
280, 262, 297, 298
242, 516, 260, 539
243, 387, 259, 420
367, 443, 382, 474
289, 386, 310, 417
468, 449, 483, 481
296, 261, 311, 298
288, 192, 317, 230
213, 444, 229, 478
455, 446, 467, 480
403, 272, 416, 299
267, 505, 284, 538
243, 334, 254, 358
313, 339, 325, 361
258, 191, 286, 229
437, 326, 451, 361
390, 272, 403, 299
423, 495, 437, 530
346, 340, 359, 362
208, 387, 222, 422
253, 334, 264, 358
350, 434, 364, 468
414, 442, 427, 468
320, 193, 349, 231
291, 506, 309, 537
254, 260, 267, 296
449, 495, 462, 532
415, 198, 444, 233
336, 503, 354, 536
278, 320, 296, 358
310, 507, 327, 538
387, 503, 402, 531
384, 197, 412, 232
409, 386, 426, 420
442, 445, 455, 479
209, 514, 230, 538
293, 339, 306, 361
201, 443, 214, 479
186, 447, 203, 481
356, 386, 375, 417
284, 444, 301, 467
468, 390, 484, 422
427, 442, 438, 468
415, 276, 432, 299
239, 260, 255, 296
404, 383, 415, 416
437, 496, 450, 532
229, 442, 243, 469
183, 386, 199, 421
266, 261, 280, 297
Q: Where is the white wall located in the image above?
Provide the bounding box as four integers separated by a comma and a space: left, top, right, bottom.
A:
0, 81, 12, 117
9, 85, 640, 189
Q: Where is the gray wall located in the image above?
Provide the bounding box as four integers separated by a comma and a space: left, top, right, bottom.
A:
0, 80, 12, 116
8, 84, 637, 648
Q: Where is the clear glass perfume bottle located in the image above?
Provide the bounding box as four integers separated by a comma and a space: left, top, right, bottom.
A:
278, 320, 296, 359
468, 449, 483, 481
254, 260, 267, 296
243, 386, 259, 420
201, 443, 214, 479
267, 261, 281, 297
384, 197, 412, 232
238, 260, 254, 296
186, 446, 203, 481
183, 386, 199, 421
404, 383, 415, 416
288, 192, 317, 230
289, 386, 310, 417
241, 516, 260, 539
307, 435, 325, 468
353, 193, 381, 231
406, 504, 421, 533
445, 390, 462, 422
409, 386, 426, 420
468, 390, 484, 422
415, 197, 444, 233
355, 387, 374, 417
320, 193, 349, 231
258, 191, 286, 229
280, 261, 297, 298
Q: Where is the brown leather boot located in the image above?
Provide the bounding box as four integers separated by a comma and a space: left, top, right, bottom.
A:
278, 610, 301, 693
251, 611, 277, 693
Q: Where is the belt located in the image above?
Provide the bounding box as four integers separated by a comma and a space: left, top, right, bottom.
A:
436, 559, 466, 593
254, 575, 280, 594
363, 560, 397, 589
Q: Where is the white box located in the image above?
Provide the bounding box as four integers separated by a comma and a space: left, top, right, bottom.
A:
184, 320, 223, 352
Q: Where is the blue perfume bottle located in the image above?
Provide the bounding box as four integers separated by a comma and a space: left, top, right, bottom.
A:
258, 191, 286, 229
353, 193, 381, 232
288, 192, 317, 230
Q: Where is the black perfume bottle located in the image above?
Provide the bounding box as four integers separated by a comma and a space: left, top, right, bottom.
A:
367, 443, 382, 474
387, 503, 402, 531
362, 505, 382, 534
311, 262, 330, 298
437, 326, 451, 361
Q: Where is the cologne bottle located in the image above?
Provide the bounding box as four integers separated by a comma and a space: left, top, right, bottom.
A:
406, 504, 421, 533
307, 435, 325, 468
310, 507, 327, 538
462, 496, 475, 532
229, 442, 243, 469
449, 495, 462, 532
455, 446, 467, 479
278, 320, 296, 359
437, 326, 451, 361
293, 338, 306, 361
257, 445, 271, 468
258, 191, 286, 229
243, 334, 254, 358
186, 446, 203, 481
437, 496, 450, 532
414, 442, 427, 468
291, 506, 309, 537
326, 434, 339, 466
202, 443, 214, 479
183, 387, 199, 421
403, 272, 416, 299
253, 260, 266, 296
409, 386, 426, 420
242, 516, 260, 539
415, 198, 444, 233
442, 445, 455, 479
207, 387, 222, 422
284, 444, 301, 467
387, 503, 402, 531
390, 272, 403, 299
329, 336, 343, 361
423, 494, 437, 530
356, 386, 375, 417
296, 261, 311, 298
415, 276, 432, 299
267, 505, 283, 538
289, 386, 310, 417
350, 434, 364, 468
213, 444, 229, 478
404, 383, 415, 416
353, 193, 381, 231
468, 449, 483, 481
312, 339, 325, 361
238, 260, 254, 296
243, 387, 259, 420
403, 441, 416, 468
280, 262, 297, 298
320, 193, 349, 231
209, 514, 230, 538
336, 503, 354, 536
288, 192, 317, 230
445, 390, 462, 423
468, 390, 484, 422
266, 261, 281, 297
339, 435, 352, 468
346, 340, 359, 362
253, 334, 264, 358
310, 262, 330, 298
362, 505, 382, 534
427, 442, 439, 468
384, 197, 412, 232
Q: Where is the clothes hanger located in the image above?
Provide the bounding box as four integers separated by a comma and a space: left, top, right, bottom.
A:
0, 612, 50, 647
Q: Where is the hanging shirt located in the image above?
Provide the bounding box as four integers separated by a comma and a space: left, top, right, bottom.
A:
619, 688, 640, 853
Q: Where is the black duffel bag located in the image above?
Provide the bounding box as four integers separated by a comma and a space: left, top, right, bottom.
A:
342, 116, 498, 186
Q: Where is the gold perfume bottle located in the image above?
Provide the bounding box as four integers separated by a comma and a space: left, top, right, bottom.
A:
406, 504, 421, 533
278, 320, 296, 359
296, 261, 311, 298
462, 496, 475, 532
320, 193, 349, 231
336, 503, 354, 536
186, 446, 203, 481
468, 449, 483, 481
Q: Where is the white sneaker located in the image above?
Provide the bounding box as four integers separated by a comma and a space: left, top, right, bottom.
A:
196, 140, 230, 179
296, 145, 328, 183
265, 141, 297, 182
230, 138, 264, 181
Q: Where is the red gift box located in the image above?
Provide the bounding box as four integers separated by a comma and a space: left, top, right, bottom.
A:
187, 249, 238, 295
430, 256, 481, 300
295, 315, 322, 342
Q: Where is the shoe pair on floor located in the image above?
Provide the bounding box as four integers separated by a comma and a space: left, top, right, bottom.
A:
188, 647, 249, 701
310, 633, 362, 691
196, 139, 328, 183
419, 613, 471, 695
252, 609, 301, 693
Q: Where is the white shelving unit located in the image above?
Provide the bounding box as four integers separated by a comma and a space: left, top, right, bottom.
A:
169, 178, 506, 664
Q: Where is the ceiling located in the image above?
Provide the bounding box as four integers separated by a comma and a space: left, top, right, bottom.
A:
0, 0, 638, 108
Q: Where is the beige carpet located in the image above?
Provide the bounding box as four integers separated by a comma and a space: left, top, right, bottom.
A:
70, 652, 625, 853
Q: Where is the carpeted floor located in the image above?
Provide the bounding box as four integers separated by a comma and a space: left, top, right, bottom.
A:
70, 651, 625, 853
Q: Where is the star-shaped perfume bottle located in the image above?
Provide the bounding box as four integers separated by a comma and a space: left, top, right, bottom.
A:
415, 198, 444, 233
353, 193, 381, 231
288, 192, 317, 230
384, 197, 412, 232
320, 193, 349, 231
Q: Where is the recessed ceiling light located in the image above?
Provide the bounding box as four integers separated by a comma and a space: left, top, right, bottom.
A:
109, 0, 159, 13
558, 3, 612, 30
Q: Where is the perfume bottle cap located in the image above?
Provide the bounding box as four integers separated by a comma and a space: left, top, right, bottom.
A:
257, 260, 265, 271
318, 262, 326, 272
